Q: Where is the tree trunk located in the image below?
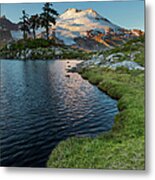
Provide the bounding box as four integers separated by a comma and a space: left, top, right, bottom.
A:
46, 27, 49, 40
33, 29, 36, 39
23, 30, 26, 40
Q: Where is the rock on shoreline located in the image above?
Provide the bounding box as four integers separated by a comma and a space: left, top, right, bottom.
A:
70, 51, 144, 72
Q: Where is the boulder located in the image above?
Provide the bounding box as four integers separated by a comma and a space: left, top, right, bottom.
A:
55, 48, 63, 56
106, 52, 125, 62
98, 54, 105, 60
66, 66, 77, 73
129, 51, 141, 61
6, 43, 11, 50
26, 49, 32, 59
87, 54, 105, 65
108, 60, 144, 70
16, 52, 20, 58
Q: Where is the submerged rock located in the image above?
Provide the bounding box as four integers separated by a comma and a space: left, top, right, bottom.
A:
67, 66, 77, 73
65, 74, 70, 78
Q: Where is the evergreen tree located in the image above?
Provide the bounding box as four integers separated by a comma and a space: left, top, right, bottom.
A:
29, 14, 40, 39
19, 10, 30, 40
40, 3, 58, 40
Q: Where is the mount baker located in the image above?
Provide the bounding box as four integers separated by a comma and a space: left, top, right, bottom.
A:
0, 8, 144, 50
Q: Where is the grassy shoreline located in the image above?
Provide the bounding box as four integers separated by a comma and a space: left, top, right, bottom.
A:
0, 39, 91, 60
47, 66, 145, 169
46, 36, 145, 169
1, 37, 144, 169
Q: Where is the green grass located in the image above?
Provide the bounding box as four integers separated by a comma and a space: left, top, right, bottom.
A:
1, 36, 145, 169
98, 36, 145, 65
7, 38, 58, 50
47, 136, 144, 169
61, 49, 90, 60
47, 65, 145, 170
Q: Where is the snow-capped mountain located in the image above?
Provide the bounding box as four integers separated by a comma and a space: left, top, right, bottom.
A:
51, 8, 122, 45
0, 9, 144, 50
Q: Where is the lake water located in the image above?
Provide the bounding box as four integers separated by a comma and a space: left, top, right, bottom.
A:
0, 59, 118, 167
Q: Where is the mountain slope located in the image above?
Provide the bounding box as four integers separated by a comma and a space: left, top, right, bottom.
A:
0, 15, 18, 31
51, 8, 122, 46
0, 16, 22, 46
0, 9, 144, 50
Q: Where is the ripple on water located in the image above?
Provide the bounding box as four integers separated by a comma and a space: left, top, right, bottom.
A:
0, 59, 118, 167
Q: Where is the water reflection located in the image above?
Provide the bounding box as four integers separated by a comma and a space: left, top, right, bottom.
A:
0, 59, 118, 167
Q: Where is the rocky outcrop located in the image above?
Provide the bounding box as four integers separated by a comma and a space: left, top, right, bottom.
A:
72, 48, 144, 71
129, 51, 141, 61
106, 52, 125, 62
102, 60, 144, 70
6, 47, 63, 60
0, 45, 89, 60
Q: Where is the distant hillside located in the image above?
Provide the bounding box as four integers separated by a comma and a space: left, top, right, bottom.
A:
0, 15, 18, 30
0, 16, 22, 47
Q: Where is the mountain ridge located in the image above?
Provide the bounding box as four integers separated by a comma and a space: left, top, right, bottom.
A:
0, 9, 144, 50
51, 8, 122, 46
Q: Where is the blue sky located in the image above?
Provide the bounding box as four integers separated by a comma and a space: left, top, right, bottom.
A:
1, 1, 144, 30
